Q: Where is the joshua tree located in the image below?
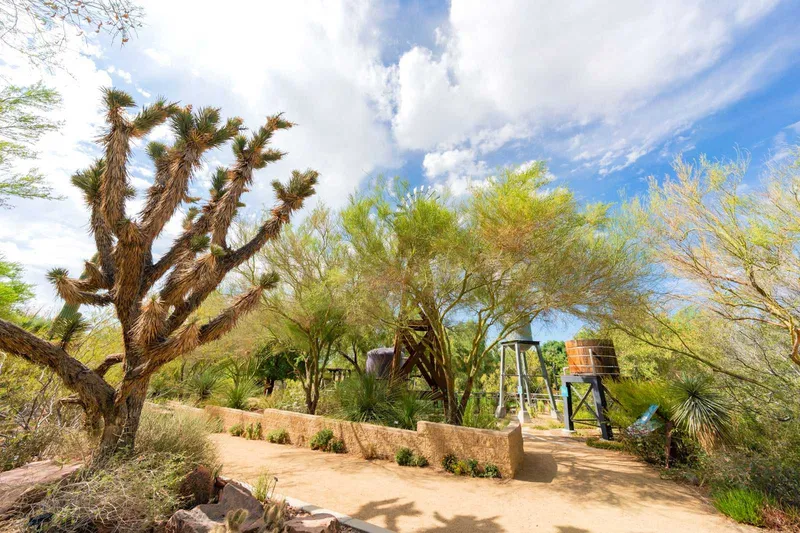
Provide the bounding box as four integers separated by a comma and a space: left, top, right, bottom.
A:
0, 89, 318, 457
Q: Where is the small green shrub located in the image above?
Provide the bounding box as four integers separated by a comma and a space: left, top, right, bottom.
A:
452, 460, 469, 476
229, 423, 244, 437
244, 422, 263, 440
252, 470, 277, 503
411, 454, 429, 468
713, 488, 767, 526
586, 437, 625, 451
329, 438, 346, 454
462, 396, 499, 430
136, 408, 218, 467
310, 429, 334, 451
267, 429, 290, 444
466, 459, 480, 477
441, 453, 458, 473
395, 447, 414, 466
482, 463, 501, 478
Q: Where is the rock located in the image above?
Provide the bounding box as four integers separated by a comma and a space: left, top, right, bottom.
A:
285, 513, 340, 533
179, 466, 215, 507
166, 483, 264, 533
0, 460, 82, 517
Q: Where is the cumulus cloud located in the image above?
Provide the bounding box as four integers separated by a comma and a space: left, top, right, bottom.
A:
393, 0, 795, 176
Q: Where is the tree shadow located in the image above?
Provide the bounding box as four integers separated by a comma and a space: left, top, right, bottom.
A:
418, 511, 504, 532
352, 497, 423, 532
555, 527, 590, 533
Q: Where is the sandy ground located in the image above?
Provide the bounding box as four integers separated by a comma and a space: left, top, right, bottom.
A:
211, 430, 756, 533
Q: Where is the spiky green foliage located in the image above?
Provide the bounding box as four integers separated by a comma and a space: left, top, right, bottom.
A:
670, 374, 731, 448
0, 89, 317, 459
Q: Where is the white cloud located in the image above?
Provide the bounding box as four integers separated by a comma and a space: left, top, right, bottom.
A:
136, 87, 152, 98
144, 48, 171, 67
394, 0, 793, 175
108, 65, 133, 84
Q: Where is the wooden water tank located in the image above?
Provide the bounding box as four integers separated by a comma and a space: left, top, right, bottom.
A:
566, 339, 619, 376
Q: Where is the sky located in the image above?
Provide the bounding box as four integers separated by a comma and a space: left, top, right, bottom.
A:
2, 0, 800, 340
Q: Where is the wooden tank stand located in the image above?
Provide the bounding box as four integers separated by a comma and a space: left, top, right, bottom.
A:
561, 374, 613, 440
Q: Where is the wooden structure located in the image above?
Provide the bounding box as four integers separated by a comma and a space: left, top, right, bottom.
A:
565, 339, 620, 376
561, 339, 618, 440
389, 319, 447, 399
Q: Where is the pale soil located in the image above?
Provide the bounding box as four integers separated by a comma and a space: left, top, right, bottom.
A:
211, 430, 757, 533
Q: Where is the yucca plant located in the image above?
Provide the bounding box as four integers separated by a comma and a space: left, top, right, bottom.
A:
185, 363, 221, 403
670, 373, 731, 449
334, 372, 393, 424
0, 89, 318, 459
390, 388, 435, 430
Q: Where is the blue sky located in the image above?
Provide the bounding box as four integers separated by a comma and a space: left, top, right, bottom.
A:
2, 0, 800, 340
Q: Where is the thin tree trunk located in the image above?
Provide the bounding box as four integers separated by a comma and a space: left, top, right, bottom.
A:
664, 420, 674, 469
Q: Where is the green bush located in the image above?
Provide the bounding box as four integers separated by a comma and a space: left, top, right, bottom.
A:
223, 379, 259, 410
412, 454, 429, 467
310, 428, 334, 451
395, 447, 414, 466
0, 426, 58, 472
452, 460, 469, 476
466, 458, 480, 477
335, 373, 392, 424
267, 429, 290, 444
586, 437, 625, 451
389, 389, 435, 430
229, 423, 244, 437
136, 408, 218, 467
441, 453, 458, 473
482, 463, 501, 478
713, 488, 767, 526
462, 396, 498, 430
243, 422, 262, 440
329, 438, 346, 454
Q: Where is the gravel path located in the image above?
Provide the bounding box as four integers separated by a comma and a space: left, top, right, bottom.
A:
211, 430, 756, 533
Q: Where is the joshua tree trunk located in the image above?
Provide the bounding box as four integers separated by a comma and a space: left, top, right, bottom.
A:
0, 89, 318, 459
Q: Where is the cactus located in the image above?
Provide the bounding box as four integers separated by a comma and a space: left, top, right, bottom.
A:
210, 508, 249, 533
262, 499, 288, 533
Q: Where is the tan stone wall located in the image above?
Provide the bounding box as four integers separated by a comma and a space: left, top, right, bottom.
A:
203, 405, 524, 478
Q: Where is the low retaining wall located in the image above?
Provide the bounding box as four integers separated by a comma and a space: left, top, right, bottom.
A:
201, 404, 524, 478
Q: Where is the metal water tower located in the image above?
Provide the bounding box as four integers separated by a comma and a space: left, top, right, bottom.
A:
495, 322, 559, 424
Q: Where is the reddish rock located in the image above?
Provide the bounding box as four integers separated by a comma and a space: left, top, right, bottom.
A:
285, 513, 340, 533
179, 466, 215, 507
0, 460, 81, 517
166, 483, 264, 533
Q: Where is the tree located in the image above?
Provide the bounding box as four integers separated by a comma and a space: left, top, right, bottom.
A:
0, 255, 33, 319
0, 88, 318, 458
0, 0, 143, 69
237, 206, 348, 414
342, 166, 642, 424
0, 82, 62, 207
608, 152, 800, 378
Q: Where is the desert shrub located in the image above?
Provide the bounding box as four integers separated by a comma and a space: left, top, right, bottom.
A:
253, 470, 278, 503
329, 438, 346, 454
0, 425, 58, 472
411, 454, 429, 467
244, 422, 263, 440
260, 380, 308, 413
466, 458, 480, 477
586, 437, 625, 451
441, 453, 458, 473
136, 408, 218, 467
713, 488, 767, 526
185, 365, 221, 403
223, 379, 259, 410
451, 459, 469, 476
310, 428, 334, 451
334, 373, 392, 424
263, 498, 288, 531
462, 396, 498, 430
207, 416, 225, 433
395, 447, 414, 466
229, 423, 245, 437
24, 453, 187, 532
483, 463, 501, 478
267, 429, 290, 444
389, 389, 435, 430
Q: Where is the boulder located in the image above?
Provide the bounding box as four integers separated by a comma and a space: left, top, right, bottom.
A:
166, 483, 264, 533
285, 513, 340, 533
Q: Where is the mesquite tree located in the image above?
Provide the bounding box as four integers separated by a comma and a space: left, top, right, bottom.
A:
0, 89, 317, 457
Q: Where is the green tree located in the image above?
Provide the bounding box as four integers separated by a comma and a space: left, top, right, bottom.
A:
0, 256, 33, 318
237, 206, 347, 414
0, 82, 62, 207
0, 90, 317, 459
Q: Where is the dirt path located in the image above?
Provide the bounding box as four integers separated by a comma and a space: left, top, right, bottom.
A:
211, 431, 754, 533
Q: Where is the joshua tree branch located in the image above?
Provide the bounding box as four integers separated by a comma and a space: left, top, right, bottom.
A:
0, 319, 114, 414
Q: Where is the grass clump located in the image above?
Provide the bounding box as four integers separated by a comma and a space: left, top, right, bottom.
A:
229, 423, 245, 437
441, 452, 500, 478
586, 437, 625, 451
267, 429, 290, 444
441, 453, 458, 473
309, 428, 345, 453
252, 470, 278, 503
712, 488, 767, 526
20, 408, 217, 532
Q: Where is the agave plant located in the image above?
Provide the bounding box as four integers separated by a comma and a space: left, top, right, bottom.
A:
669, 373, 731, 449
185, 363, 221, 403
